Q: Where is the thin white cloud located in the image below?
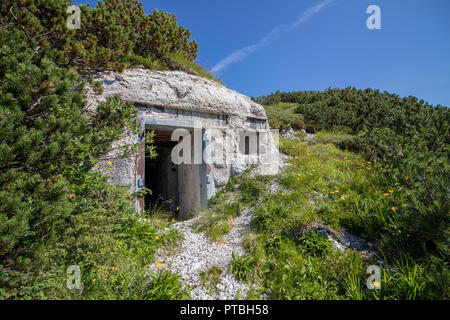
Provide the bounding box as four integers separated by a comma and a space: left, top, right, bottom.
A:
211, 0, 334, 74
290, 0, 334, 29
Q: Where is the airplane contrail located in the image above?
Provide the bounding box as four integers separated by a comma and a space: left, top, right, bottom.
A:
211, 0, 334, 74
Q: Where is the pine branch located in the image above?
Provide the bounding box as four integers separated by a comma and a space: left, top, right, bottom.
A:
8, 6, 31, 40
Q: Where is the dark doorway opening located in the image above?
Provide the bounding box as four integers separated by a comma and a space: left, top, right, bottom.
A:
144, 127, 206, 220
145, 130, 179, 213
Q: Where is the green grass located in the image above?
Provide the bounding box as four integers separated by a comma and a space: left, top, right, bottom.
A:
230, 252, 253, 283
297, 231, 333, 256
128, 53, 223, 85
192, 186, 244, 241
164, 54, 223, 85
145, 270, 190, 300
193, 172, 274, 241
199, 266, 223, 293
202, 133, 448, 299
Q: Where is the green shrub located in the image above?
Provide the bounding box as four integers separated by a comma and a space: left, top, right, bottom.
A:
0, 24, 185, 299
0, 0, 200, 72
0, 27, 135, 262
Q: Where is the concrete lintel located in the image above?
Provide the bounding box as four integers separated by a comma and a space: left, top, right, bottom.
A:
142, 117, 204, 131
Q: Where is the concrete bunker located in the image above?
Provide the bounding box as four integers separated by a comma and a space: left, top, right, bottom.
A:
85, 68, 279, 218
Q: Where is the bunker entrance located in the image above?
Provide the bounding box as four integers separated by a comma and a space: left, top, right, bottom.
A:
144, 129, 205, 219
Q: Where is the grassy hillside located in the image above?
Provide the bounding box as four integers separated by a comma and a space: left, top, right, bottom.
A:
256, 88, 448, 260
214, 88, 450, 299
197, 135, 448, 299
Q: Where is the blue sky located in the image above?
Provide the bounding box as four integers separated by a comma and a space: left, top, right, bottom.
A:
76, 0, 450, 106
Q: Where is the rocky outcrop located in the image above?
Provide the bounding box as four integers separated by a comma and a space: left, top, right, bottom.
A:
85, 67, 267, 119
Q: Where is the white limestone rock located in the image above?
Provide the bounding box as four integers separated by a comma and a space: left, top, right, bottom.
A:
85, 67, 267, 119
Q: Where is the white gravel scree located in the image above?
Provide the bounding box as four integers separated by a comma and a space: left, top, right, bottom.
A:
149, 208, 254, 300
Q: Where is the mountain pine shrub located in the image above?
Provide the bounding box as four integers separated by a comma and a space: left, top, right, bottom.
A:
0, 21, 183, 298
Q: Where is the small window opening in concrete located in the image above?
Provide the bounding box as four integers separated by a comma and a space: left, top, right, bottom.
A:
244, 136, 250, 155
240, 131, 259, 155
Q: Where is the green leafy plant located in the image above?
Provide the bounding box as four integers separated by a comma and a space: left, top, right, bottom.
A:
145, 270, 190, 300
230, 253, 253, 283
297, 231, 332, 257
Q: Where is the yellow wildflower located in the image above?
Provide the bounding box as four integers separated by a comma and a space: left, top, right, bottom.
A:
391, 207, 398, 211
66, 274, 70, 278
340, 196, 346, 201
155, 236, 159, 240
176, 206, 180, 211
92, 279, 96, 283
111, 267, 116, 271
383, 193, 390, 196
335, 190, 340, 193
388, 189, 394, 194
107, 160, 113, 166
281, 192, 285, 196
156, 262, 163, 269
372, 281, 381, 288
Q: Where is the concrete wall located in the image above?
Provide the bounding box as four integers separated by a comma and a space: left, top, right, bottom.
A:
84, 69, 279, 215
102, 104, 279, 214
